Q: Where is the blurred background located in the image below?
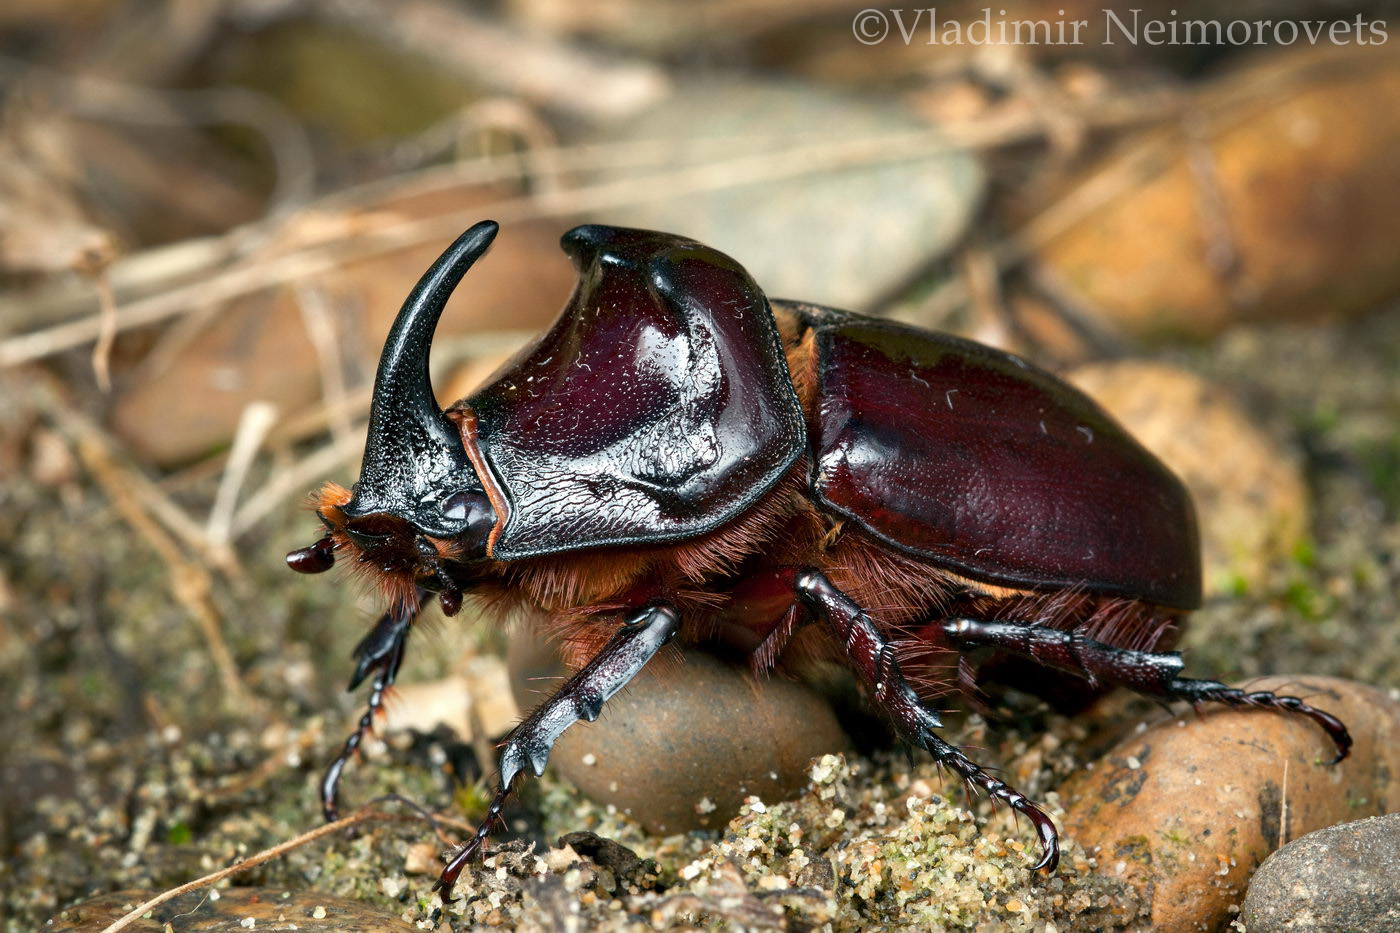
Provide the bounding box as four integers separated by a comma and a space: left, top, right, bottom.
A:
2, 1, 1399, 930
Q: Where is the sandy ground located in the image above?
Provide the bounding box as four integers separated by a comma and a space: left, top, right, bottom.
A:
3, 307, 1398, 931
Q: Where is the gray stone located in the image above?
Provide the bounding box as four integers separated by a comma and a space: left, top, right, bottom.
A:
586, 81, 984, 311
1242, 812, 1400, 932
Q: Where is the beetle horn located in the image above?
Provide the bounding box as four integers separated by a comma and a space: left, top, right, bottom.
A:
345, 220, 498, 528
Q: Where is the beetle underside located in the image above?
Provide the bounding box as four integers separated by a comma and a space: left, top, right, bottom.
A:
287, 221, 1352, 901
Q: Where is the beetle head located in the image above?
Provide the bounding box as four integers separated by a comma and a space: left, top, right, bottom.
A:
286, 221, 501, 612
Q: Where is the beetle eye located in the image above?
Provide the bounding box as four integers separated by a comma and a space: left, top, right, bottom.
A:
440, 491, 474, 521
437, 490, 495, 558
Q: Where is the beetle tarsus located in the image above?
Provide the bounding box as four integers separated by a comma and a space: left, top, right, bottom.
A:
1169, 681, 1352, 764
321, 602, 416, 821
794, 570, 1059, 873
432, 783, 511, 901
940, 617, 1352, 764
432, 604, 679, 900
924, 731, 1060, 872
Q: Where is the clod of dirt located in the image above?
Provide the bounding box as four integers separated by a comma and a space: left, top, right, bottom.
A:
1035, 45, 1400, 339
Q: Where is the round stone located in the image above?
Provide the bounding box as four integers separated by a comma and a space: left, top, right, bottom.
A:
507, 636, 850, 833
1060, 675, 1400, 933
1243, 812, 1400, 932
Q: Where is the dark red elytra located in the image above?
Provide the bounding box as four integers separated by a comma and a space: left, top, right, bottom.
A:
805, 311, 1200, 609
289, 221, 1349, 900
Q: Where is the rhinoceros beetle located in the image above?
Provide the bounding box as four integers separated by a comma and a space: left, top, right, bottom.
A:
288, 220, 1351, 898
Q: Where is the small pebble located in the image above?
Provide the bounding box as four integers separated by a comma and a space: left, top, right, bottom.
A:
590, 80, 983, 310
402, 843, 439, 876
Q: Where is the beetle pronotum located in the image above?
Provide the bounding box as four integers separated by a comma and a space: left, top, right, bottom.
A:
288, 221, 1350, 898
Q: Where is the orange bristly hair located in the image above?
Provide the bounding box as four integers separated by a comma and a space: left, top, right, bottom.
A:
313, 482, 421, 612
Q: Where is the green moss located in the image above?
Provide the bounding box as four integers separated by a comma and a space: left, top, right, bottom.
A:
452, 778, 494, 823
1222, 570, 1252, 598
1160, 828, 1192, 847
1281, 576, 1332, 623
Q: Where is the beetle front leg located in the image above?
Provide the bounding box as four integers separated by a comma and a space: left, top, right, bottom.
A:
321, 599, 417, 820
940, 618, 1352, 763
793, 570, 1059, 872
433, 604, 680, 900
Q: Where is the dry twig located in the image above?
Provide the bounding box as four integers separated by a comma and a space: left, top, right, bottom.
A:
293, 281, 356, 448
76, 430, 249, 705
34, 377, 250, 702
97, 808, 380, 933
94, 794, 488, 933
206, 401, 279, 557
229, 429, 368, 539
0, 87, 1187, 371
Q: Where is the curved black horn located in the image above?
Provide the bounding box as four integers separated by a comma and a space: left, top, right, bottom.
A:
345, 221, 498, 532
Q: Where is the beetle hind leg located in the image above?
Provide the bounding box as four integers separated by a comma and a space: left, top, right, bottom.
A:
433, 604, 680, 900
940, 617, 1351, 763
794, 570, 1060, 872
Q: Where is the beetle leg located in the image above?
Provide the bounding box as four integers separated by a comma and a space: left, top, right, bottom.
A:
940, 618, 1352, 763
793, 570, 1059, 872
321, 600, 417, 821
432, 604, 679, 900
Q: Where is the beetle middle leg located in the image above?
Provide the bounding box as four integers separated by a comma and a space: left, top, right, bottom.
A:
940, 618, 1352, 762
433, 604, 679, 899
793, 569, 1060, 872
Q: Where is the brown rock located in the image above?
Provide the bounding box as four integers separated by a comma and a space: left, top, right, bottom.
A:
1035, 44, 1400, 339
507, 637, 849, 833
1060, 675, 1400, 933
378, 674, 473, 739
1068, 361, 1308, 595
49, 887, 416, 931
